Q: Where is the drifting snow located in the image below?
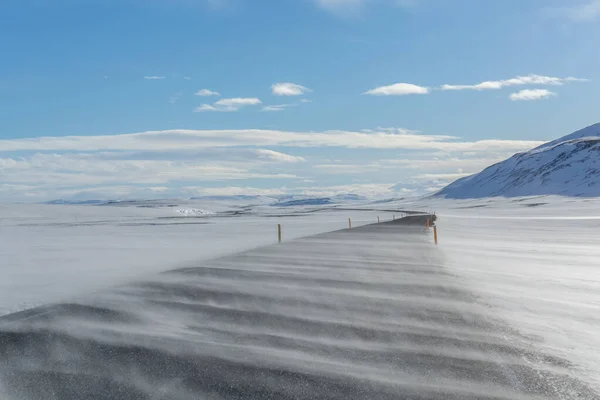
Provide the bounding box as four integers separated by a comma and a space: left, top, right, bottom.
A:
2, 195, 600, 395
0, 200, 384, 316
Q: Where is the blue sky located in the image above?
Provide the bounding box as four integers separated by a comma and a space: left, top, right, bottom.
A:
1, 0, 599, 201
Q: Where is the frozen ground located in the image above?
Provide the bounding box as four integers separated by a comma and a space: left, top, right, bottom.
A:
0, 199, 389, 316
2, 215, 598, 399
398, 195, 600, 391
1, 195, 599, 395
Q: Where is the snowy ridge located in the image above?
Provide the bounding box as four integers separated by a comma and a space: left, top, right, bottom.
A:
437, 122, 600, 198
533, 122, 600, 151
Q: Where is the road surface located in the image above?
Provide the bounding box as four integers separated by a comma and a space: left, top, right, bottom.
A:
0, 215, 597, 399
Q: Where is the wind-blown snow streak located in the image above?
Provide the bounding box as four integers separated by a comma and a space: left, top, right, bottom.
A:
0, 216, 597, 399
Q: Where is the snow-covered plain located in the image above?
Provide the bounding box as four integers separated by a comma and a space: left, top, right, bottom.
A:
1, 195, 600, 393
398, 195, 600, 391
0, 199, 386, 316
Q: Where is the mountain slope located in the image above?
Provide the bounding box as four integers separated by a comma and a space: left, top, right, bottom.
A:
437, 123, 600, 198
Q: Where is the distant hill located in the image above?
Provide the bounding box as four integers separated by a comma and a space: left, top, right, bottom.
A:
45, 199, 109, 205
276, 198, 333, 207
274, 194, 368, 207
437, 123, 600, 198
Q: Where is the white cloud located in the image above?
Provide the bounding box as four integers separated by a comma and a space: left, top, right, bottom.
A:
144, 76, 166, 80
271, 83, 312, 96
379, 156, 509, 170
261, 104, 296, 112
255, 149, 305, 163
416, 172, 472, 180
0, 153, 297, 188
0, 126, 544, 202
313, 163, 380, 174
363, 83, 429, 96
441, 74, 586, 91
188, 183, 401, 198
0, 125, 546, 202
214, 97, 262, 110
195, 89, 221, 96
194, 104, 229, 112
509, 89, 557, 101
185, 186, 288, 197
302, 183, 395, 198
194, 97, 262, 112
184, 76, 193, 80
0, 128, 543, 152
215, 98, 262, 107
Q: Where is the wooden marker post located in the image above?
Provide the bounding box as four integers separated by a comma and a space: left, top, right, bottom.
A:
426, 219, 430, 228
434, 226, 438, 245
393, 215, 395, 220
278, 224, 282, 243
348, 218, 352, 229
378, 216, 380, 223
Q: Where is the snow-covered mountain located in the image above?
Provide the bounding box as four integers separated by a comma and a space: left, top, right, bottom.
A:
437, 123, 600, 198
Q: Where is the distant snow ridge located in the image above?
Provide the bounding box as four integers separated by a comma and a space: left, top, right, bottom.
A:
274, 194, 368, 207
176, 208, 213, 216
437, 122, 600, 198
276, 198, 333, 207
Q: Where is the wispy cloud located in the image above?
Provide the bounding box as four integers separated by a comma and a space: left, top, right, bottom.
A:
168, 91, 183, 104
215, 98, 262, 107
363, 83, 429, 96
0, 149, 302, 192
0, 128, 543, 152
185, 186, 288, 197
315, 0, 418, 16
316, 156, 507, 176
195, 89, 221, 96
0, 125, 545, 201
271, 82, 312, 96
144, 76, 166, 80
416, 172, 472, 180
194, 104, 230, 112
194, 97, 262, 112
261, 104, 297, 112
314, 0, 365, 14
509, 89, 557, 101
441, 74, 586, 91
183, 183, 397, 198
547, 0, 600, 21
255, 149, 305, 163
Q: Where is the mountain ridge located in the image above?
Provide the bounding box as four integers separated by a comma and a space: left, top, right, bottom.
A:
437, 123, 600, 199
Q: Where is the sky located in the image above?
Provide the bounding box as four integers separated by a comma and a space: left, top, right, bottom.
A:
1, 0, 599, 202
